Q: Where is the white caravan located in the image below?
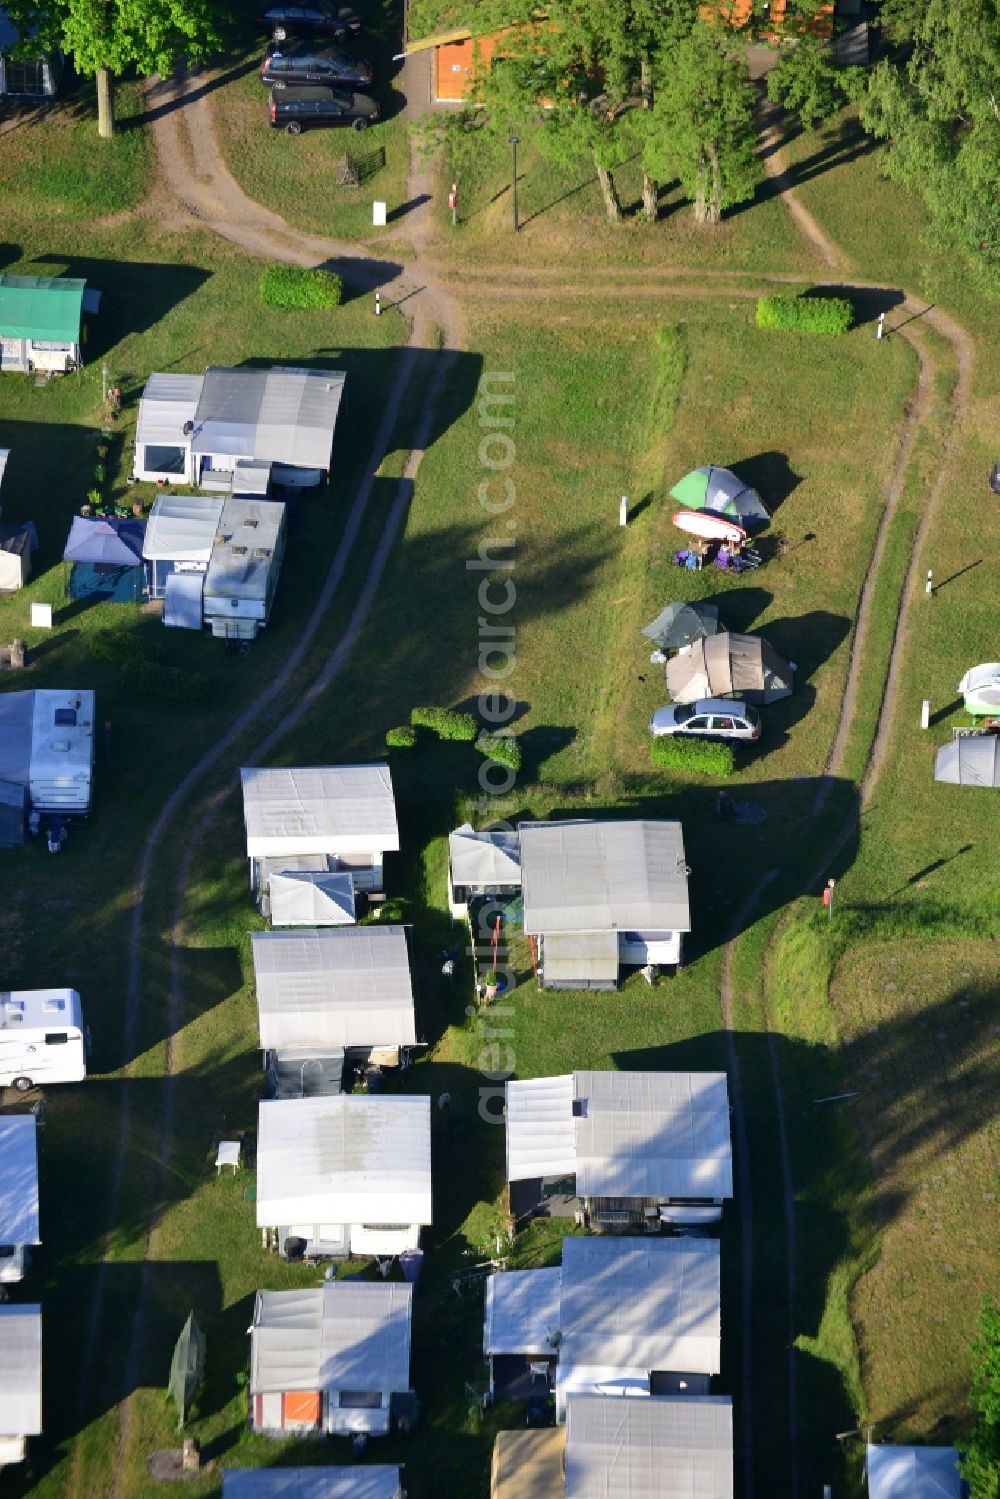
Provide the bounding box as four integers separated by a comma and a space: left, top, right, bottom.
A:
0, 990, 87, 1091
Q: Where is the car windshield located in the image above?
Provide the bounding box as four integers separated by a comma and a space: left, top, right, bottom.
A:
672, 704, 696, 724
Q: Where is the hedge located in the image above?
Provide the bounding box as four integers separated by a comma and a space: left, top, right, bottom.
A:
385, 725, 416, 749
121, 659, 209, 703
476, 733, 521, 772
259, 265, 343, 310
88, 627, 151, 664
410, 706, 478, 742
650, 737, 736, 775
755, 294, 853, 335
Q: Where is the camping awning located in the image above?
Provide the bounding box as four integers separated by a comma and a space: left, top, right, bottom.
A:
143, 495, 224, 562
506, 1075, 577, 1181
448, 823, 522, 888
192, 367, 346, 470
484, 1268, 562, 1356
0, 275, 85, 343
0, 1306, 42, 1437
63, 516, 145, 566
0, 1117, 39, 1245
136, 373, 204, 447
269, 870, 356, 926
163, 571, 205, 630
542, 931, 619, 983
934, 736, 1000, 787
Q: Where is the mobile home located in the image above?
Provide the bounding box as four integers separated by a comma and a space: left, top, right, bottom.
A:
0, 989, 88, 1091
0, 690, 95, 820
0, 1305, 41, 1471
141, 494, 224, 625
0, 274, 93, 374
202, 497, 286, 640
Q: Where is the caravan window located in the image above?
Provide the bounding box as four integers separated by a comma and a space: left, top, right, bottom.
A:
144, 444, 186, 475
54, 708, 77, 727
338, 1391, 381, 1409
45, 1032, 69, 1045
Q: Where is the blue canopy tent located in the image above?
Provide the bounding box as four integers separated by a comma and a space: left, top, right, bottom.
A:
63, 516, 146, 602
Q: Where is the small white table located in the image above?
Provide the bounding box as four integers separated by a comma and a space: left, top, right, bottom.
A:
215, 1140, 241, 1175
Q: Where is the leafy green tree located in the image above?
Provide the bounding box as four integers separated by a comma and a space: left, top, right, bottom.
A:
3, 0, 220, 138
640, 22, 761, 224
961, 1298, 1000, 1499
767, 34, 864, 129
859, 0, 1000, 291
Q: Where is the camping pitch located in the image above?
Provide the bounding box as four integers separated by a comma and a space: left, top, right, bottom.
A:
670, 465, 770, 530
667, 632, 793, 705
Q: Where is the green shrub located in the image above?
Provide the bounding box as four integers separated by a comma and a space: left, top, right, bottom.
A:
650, 736, 736, 775
755, 294, 853, 335
260, 265, 343, 310
476, 733, 522, 772
385, 725, 416, 749
120, 659, 209, 703
410, 706, 478, 742
88, 627, 150, 664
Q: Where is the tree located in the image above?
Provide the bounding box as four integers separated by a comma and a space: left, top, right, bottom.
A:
961, 1299, 1000, 1499
3, 0, 220, 138
859, 0, 1000, 291
767, 34, 864, 129
640, 22, 761, 224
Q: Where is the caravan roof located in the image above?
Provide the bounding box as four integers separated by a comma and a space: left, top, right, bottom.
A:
143, 495, 225, 564
251, 1280, 412, 1398
0, 1116, 39, 1246
564, 1394, 733, 1499
241, 765, 399, 857
519, 821, 691, 935
204, 497, 284, 603
0, 1305, 42, 1438
192, 367, 346, 470
0, 989, 83, 1034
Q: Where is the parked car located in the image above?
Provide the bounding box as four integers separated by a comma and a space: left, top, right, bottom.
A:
262, 42, 373, 89
649, 698, 762, 742
269, 84, 380, 133
256, 4, 363, 40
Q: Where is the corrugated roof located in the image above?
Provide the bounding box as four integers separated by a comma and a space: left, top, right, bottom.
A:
491, 1429, 566, 1499
223, 1470, 403, 1499
135, 373, 204, 448
506, 1074, 577, 1181
0, 1115, 39, 1246
256, 1094, 432, 1228
564, 1394, 734, 1498
142, 494, 224, 563
0, 1305, 42, 1437
866, 1445, 962, 1499
223, 1469, 403, 1499
448, 823, 522, 887
519, 821, 690, 935
559, 1236, 720, 1378
241, 766, 399, 853
484, 1268, 562, 1356
541, 931, 619, 983
192, 366, 346, 470
320, 1280, 412, 1394
251, 927, 416, 1051
0, 275, 85, 344
251, 1289, 324, 1394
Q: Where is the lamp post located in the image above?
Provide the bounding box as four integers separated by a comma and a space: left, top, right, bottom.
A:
508, 134, 520, 232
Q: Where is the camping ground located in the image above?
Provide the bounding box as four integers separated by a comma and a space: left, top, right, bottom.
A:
0, 28, 998, 1499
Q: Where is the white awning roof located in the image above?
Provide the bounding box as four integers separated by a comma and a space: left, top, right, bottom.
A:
866, 1445, 962, 1499
519, 821, 691, 935
251, 1289, 323, 1394
506, 1075, 577, 1181
0, 1116, 39, 1245
256, 1094, 432, 1228
0, 1306, 42, 1437
192, 366, 346, 470
269, 870, 356, 927
143, 494, 224, 562
241, 765, 399, 858
136, 373, 203, 447
542, 931, 619, 983
251, 1282, 412, 1400
565, 1394, 734, 1499
448, 823, 522, 888
484, 1268, 562, 1356
252, 927, 416, 1051
222, 1468, 404, 1499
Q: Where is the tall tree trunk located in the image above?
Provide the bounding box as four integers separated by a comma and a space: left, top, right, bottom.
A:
705, 143, 722, 225
694, 152, 709, 224
595, 158, 623, 222
96, 67, 115, 139
639, 56, 659, 222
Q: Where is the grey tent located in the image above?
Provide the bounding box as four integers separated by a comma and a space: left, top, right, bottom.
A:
268, 869, 356, 926
168, 1312, 205, 1427
670, 465, 770, 530
667, 631, 793, 705
642, 601, 720, 652
934, 735, 1000, 787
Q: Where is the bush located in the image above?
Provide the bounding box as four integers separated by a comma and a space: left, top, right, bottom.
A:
650, 736, 736, 775
88, 627, 150, 664
121, 659, 209, 703
410, 706, 478, 742
385, 725, 416, 749
476, 733, 522, 772
755, 294, 853, 335
259, 265, 343, 310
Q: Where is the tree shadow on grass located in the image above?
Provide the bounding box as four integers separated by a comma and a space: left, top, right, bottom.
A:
728, 110, 882, 219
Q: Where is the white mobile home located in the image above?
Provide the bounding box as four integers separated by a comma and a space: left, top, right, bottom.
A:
0, 989, 87, 1091
519, 820, 692, 988
223, 1468, 405, 1498
256, 1093, 431, 1260
0, 1305, 41, 1471
133, 366, 346, 490
203, 496, 286, 640
0, 690, 94, 818
0, 1115, 39, 1284
506, 1070, 734, 1228
240, 765, 400, 897
249, 1280, 412, 1439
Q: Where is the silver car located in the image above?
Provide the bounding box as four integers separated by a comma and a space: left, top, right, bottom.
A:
649, 697, 762, 742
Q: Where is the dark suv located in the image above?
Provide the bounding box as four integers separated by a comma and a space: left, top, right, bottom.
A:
262, 42, 373, 89
256, 5, 363, 40
269, 84, 380, 133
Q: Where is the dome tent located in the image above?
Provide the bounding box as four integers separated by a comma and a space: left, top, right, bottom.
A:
667, 631, 793, 705
957, 663, 1000, 716
670, 465, 770, 530
642, 600, 720, 652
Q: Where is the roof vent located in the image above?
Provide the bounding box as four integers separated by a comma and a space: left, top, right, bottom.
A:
43, 997, 65, 1012
245, 518, 259, 529
571, 1098, 588, 1118
54, 708, 77, 726
231, 545, 248, 556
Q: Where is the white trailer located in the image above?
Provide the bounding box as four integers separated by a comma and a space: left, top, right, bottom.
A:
0, 990, 87, 1091
0, 1116, 39, 1284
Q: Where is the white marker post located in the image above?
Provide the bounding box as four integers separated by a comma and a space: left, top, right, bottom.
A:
619, 495, 628, 527
374, 290, 381, 317
822, 878, 836, 922
876, 312, 885, 341
920, 699, 930, 730
372, 200, 387, 227
925, 569, 933, 595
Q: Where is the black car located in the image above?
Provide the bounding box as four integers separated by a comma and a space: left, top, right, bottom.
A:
261, 42, 373, 89
256, 5, 362, 40
269, 84, 380, 133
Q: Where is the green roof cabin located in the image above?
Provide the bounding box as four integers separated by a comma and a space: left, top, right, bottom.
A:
0, 275, 95, 375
